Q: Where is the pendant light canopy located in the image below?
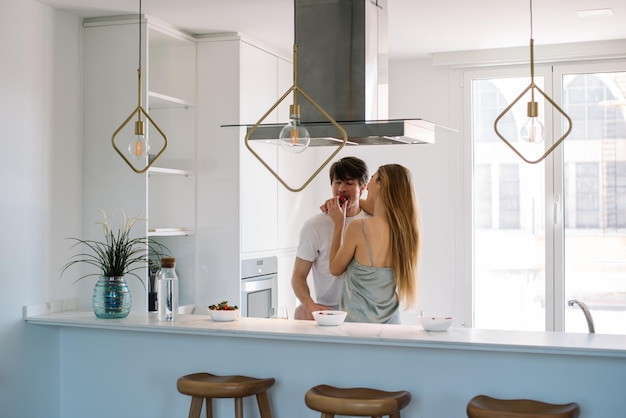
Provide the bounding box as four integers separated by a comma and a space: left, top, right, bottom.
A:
244, 0, 347, 192
112, 0, 167, 174
494, 0, 572, 164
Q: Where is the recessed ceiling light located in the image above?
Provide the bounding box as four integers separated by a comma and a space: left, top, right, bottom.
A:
576, 8, 615, 17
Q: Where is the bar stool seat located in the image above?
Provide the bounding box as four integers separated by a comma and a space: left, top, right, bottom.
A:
177, 372, 275, 418
467, 395, 580, 418
305, 384, 411, 418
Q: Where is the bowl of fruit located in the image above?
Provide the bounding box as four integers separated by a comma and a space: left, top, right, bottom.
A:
207, 301, 239, 322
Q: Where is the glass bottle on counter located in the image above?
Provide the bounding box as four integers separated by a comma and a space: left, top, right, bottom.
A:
148, 263, 159, 312
156, 256, 179, 321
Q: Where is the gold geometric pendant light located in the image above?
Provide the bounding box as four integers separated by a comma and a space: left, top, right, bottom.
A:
494, 0, 572, 164
245, 1, 347, 192
112, 0, 167, 174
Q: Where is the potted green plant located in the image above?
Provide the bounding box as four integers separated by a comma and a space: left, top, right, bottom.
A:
61, 209, 168, 318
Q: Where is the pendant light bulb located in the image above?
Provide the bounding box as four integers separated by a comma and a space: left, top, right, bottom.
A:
128, 120, 150, 159
519, 100, 545, 144
279, 104, 310, 154
520, 116, 545, 144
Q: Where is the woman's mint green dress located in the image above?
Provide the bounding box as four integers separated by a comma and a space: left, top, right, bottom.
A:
340, 220, 400, 324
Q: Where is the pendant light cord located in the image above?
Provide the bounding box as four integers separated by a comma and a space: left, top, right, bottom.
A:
529, 0, 535, 97
136, 0, 143, 112
292, 0, 298, 108
138, 0, 142, 71
137, 0, 141, 70
529, 0, 533, 40
293, 0, 296, 45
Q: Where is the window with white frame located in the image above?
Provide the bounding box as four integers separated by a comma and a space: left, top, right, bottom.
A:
467, 61, 626, 335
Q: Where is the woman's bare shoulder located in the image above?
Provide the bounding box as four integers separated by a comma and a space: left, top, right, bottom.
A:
363, 216, 388, 230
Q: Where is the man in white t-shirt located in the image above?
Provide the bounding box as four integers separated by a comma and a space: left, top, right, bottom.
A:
292, 157, 371, 320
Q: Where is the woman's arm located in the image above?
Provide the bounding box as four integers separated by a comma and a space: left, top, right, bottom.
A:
327, 197, 345, 273
329, 219, 359, 276
327, 197, 355, 275
359, 197, 374, 216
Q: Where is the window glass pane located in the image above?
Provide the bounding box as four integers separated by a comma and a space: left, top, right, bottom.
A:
499, 164, 520, 229
605, 162, 626, 228
475, 164, 492, 228
562, 71, 626, 335
472, 76, 546, 331
574, 162, 599, 228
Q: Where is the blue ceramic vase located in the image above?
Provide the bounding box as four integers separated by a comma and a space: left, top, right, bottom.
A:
92, 276, 132, 318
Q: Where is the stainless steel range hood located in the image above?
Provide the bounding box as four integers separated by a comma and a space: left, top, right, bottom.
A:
242, 0, 436, 146
245, 118, 435, 146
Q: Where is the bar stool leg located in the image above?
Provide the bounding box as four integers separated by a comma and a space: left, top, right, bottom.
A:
205, 397, 213, 418
234, 397, 244, 418
188, 396, 203, 418
321, 414, 334, 418
256, 391, 273, 418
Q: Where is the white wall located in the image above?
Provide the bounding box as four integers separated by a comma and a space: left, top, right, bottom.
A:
384, 57, 463, 323
0, 1, 82, 416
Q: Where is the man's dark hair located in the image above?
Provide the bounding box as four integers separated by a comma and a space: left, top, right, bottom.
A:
329, 157, 369, 186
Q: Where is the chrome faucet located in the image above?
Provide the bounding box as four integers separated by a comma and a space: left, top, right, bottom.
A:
567, 299, 595, 334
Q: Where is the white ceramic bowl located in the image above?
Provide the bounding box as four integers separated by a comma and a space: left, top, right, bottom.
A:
312, 310, 347, 326
207, 308, 239, 322
420, 315, 453, 332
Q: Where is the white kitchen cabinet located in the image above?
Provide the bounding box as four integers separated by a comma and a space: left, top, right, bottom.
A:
239, 41, 280, 254
83, 16, 197, 311
196, 34, 316, 309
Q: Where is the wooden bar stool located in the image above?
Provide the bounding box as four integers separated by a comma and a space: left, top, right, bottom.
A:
467, 395, 580, 418
177, 372, 275, 418
305, 384, 411, 418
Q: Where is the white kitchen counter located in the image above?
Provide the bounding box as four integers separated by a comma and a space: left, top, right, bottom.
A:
25, 310, 626, 418
26, 309, 626, 357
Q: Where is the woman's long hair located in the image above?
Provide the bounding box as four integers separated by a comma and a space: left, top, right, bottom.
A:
376, 164, 420, 307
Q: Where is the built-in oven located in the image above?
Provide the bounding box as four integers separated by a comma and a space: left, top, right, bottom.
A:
241, 256, 277, 318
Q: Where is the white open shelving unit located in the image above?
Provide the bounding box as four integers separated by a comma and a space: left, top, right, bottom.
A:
83, 15, 198, 311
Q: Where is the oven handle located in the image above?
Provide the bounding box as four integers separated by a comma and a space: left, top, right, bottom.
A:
241, 275, 276, 292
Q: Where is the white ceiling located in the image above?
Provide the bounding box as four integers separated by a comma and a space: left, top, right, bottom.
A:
36, 0, 626, 59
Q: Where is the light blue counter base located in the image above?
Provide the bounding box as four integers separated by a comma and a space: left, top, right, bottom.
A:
27, 311, 626, 418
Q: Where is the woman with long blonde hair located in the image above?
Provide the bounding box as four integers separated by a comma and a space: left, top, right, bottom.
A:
328, 164, 420, 323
